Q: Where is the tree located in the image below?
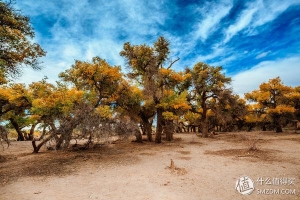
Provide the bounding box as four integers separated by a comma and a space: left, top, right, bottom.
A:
159, 90, 190, 140
0, 1, 45, 82
55, 57, 124, 148
187, 62, 231, 137
245, 77, 295, 132
120, 36, 182, 143
0, 83, 32, 140
245, 103, 271, 131
29, 79, 87, 152
208, 91, 248, 132
289, 86, 300, 120
59, 57, 122, 106
115, 80, 151, 143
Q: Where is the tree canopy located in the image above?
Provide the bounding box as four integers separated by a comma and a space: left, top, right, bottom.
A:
0, 1, 45, 83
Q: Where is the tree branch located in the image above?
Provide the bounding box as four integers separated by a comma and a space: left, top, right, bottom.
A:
167, 58, 180, 69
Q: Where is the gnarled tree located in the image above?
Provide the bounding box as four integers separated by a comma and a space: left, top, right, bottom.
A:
245, 77, 294, 132
186, 62, 231, 137
120, 36, 183, 143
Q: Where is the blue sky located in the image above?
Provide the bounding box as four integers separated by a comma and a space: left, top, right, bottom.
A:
14, 0, 300, 96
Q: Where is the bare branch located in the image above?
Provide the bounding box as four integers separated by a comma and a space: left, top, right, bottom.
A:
167, 58, 180, 69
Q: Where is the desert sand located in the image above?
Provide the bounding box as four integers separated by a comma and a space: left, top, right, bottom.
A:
1, 131, 299, 200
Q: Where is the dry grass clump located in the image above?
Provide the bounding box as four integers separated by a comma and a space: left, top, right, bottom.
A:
167, 159, 188, 175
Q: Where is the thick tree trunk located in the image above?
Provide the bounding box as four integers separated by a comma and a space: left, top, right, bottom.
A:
201, 103, 208, 137
191, 125, 196, 132
9, 118, 24, 141
164, 120, 174, 141
55, 124, 73, 149
275, 124, 283, 133
202, 122, 209, 138
237, 121, 244, 131
155, 108, 163, 143
56, 130, 73, 149
55, 118, 81, 149
274, 118, 283, 133
198, 126, 201, 133
262, 124, 266, 131
135, 130, 143, 143
142, 119, 152, 142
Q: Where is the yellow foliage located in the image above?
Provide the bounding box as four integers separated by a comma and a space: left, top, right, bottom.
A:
159, 90, 190, 111
267, 105, 295, 114
95, 105, 113, 119
163, 111, 178, 120
207, 109, 214, 116
196, 107, 203, 113
184, 111, 200, 124
225, 104, 231, 110
159, 68, 172, 76
29, 115, 41, 121
170, 72, 185, 82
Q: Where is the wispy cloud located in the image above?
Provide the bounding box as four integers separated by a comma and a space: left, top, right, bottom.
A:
251, 0, 300, 27
255, 51, 271, 59
195, 1, 233, 42
223, 7, 257, 44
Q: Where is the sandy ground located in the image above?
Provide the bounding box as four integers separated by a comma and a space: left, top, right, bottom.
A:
0, 131, 300, 200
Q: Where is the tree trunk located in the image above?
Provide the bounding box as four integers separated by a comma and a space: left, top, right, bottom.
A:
164, 120, 174, 141
27, 123, 37, 140
0, 125, 10, 147
55, 119, 79, 149
32, 133, 55, 153
201, 103, 208, 137
56, 130, 73, 149
191, 125, 196, 132
237, 121, 244, 131
135, 130, 143, 143
274, 118, 283, 133
198, 126, 201, 133
141, 124, 146, 135
142, 119, 152, 142
202, 122, 209, 138
155, 108, 163, 143
262, 124, 266, 131
275, 124, 283, 132
9, 118, 24, 141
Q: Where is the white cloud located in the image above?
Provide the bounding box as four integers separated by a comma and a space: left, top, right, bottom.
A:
192, 47, 225, 64
255, 51, 271, 59
14, 61, 68, 85
231, 56, 300, 97
251, 0, 300, 27
223, 7, 257, 44
209, 54, 237, 67
222, 0, 299, 43
195, 1, 233, 42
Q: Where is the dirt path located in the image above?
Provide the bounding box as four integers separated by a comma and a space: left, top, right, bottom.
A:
1, 132, 300, 200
